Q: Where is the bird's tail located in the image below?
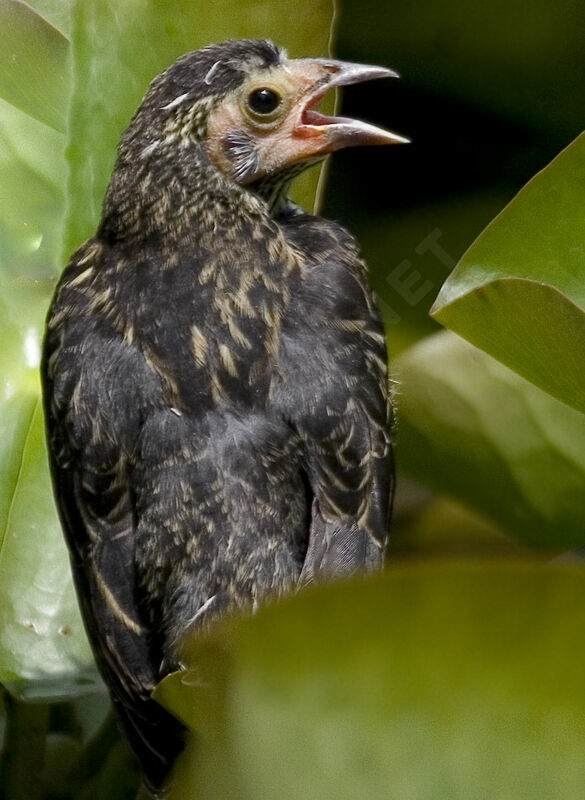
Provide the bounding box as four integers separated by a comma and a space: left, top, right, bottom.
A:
111, 694, 186, 794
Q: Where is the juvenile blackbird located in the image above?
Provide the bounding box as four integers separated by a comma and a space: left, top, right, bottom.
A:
42, 39, 405, 793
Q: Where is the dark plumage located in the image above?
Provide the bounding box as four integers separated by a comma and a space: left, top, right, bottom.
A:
41, 39, 404, 794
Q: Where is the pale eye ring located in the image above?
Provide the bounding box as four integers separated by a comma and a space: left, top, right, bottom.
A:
247, 88, 281, 115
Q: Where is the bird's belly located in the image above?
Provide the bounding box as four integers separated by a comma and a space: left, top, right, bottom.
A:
133, 405, 309, 640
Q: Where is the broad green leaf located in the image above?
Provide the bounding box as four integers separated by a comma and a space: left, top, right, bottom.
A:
0, 402, 98, 700
0, 92, 96, 695
0, 96, 64, 276
395, 331, 585, 548
64, 0, 335, 258
157, 564, 585, 799
0, 0, 69, 131
31, 0, 73, 38
431, 131, 585, 415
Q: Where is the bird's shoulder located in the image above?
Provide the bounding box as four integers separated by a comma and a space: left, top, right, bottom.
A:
279, 210, 380, 322
274, 208, 390, 467
280, 209, 360, 264
277, 210, 386, 367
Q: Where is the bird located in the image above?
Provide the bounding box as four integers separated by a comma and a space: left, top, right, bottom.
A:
41, 38, 405, 795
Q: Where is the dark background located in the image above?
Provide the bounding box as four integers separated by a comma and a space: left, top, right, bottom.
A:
323, 0, 585, 353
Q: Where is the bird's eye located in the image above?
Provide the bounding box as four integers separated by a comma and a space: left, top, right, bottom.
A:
240, 83, 289, 128
247, 88, 281, 116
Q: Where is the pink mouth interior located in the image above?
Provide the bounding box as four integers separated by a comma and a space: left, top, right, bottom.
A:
299, 86, 332, 128
298, 83, 356, 129
301, 107, 351, 127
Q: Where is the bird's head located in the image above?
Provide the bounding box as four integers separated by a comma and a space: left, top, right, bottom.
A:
120, 39, 407, 207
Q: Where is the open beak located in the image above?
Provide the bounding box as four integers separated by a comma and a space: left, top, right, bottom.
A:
286, 57, 409, 155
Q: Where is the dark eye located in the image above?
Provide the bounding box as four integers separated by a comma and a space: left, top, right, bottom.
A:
247, 88, 281, 115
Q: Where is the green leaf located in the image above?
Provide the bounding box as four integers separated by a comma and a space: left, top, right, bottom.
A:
395, 331, 585, 548
31, 0, 73, 38
431, 131, 585, 415
0, 0, 69, 132
64, 0, 335, 258
0, 85, 96, 696
0, 96, 65, 277
0, 401, 98, 700
156, 564, 585, 799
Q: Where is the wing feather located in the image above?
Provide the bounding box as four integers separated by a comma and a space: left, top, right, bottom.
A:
278, 213, 394, 584
41, 261, 184, 789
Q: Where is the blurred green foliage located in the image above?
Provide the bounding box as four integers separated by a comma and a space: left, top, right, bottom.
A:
159, 565, 585, 799
1, 0, 585, 796
396, 332, 585, 547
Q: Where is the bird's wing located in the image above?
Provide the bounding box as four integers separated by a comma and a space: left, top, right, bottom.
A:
278, 216, 394, 584
42, 283, 183, 788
